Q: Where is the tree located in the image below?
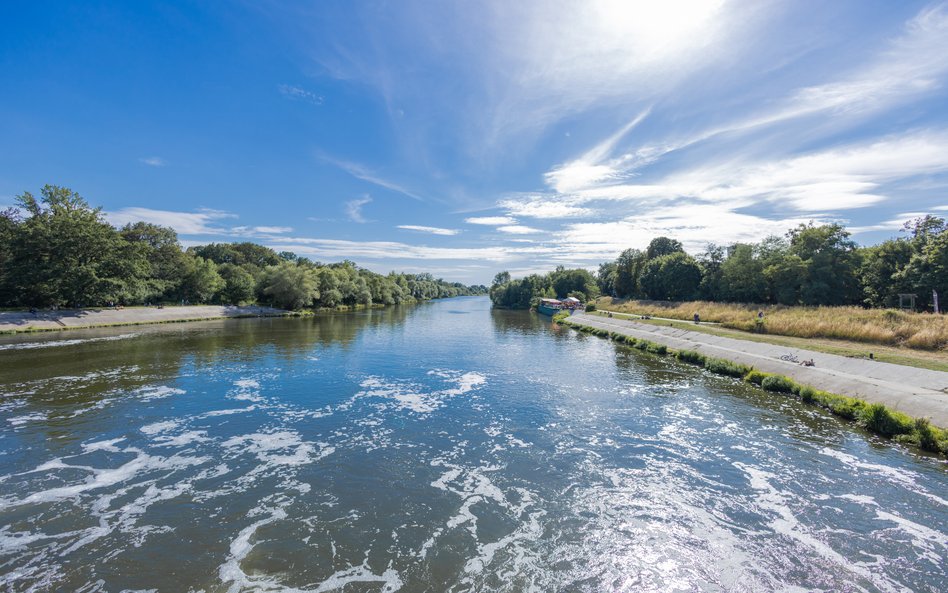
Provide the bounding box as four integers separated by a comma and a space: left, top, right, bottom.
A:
788, 223, 861, 306
8, 185, 124, 306
218, 263, 256, 304
614, 248, 646, 298
596, 261, 617, 296
859, 240, 913, 308
179, 256, 224, 303
646, 236, 684, 260
261, 261, 318, 310
492, 271, 511, 286
764, 254, 806, 305
719, 244, 766, 303
697, 243, 725, 300
640, 252, 701, 300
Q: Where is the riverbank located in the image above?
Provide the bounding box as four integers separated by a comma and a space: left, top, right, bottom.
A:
564, 311, 948, 433
0, 305, 288, 333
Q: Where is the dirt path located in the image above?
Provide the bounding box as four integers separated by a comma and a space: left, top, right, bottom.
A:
570, 312, 948, 427
0, 305, 287, 332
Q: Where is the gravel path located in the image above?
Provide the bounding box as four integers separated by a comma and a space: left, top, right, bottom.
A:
0, 305, 287, 332
570, 312, 948, 427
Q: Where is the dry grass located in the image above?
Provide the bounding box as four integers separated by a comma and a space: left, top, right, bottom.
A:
595, 298, 948, 351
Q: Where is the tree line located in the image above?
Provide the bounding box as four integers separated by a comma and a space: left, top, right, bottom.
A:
0, 186, 486, 310
490, 216, 947, 311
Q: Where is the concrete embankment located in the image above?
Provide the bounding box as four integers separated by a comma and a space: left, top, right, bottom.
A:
568, 312, 948, 428
0, 305, 287, 332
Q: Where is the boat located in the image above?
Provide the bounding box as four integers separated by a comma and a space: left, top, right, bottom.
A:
537, 298, 564, 316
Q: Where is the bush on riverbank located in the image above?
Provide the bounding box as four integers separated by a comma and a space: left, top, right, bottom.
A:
594, 298, 948, 351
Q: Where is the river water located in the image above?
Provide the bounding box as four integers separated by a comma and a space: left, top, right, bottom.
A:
0, 296, 945, 592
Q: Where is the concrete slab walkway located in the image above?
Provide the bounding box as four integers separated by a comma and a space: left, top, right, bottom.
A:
0, 305, 287, 332
569, 312, 948, 427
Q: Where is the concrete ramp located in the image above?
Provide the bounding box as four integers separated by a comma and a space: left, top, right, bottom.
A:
570, 312, 948, 427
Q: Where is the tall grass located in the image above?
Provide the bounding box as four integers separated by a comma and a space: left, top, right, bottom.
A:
595, 298, 948, 350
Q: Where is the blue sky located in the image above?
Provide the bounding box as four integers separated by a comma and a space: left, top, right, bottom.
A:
2, 1, 948, 284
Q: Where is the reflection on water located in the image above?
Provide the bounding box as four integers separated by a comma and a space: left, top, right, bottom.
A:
0, 296, 945, 592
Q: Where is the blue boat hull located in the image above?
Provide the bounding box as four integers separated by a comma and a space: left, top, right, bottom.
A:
537, 303, 562, 316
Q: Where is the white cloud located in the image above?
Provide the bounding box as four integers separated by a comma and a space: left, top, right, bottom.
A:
345, 196, 372, 223
105, 207, 236, 234
465, 216, 517, 225
252, 226, 293, 234
397, 224, 460, 236
267, 237, 544, 262
139, 157, 166, 167
278, 84, 323, 105
497, 225, 543, 235
499, 195, 596, 219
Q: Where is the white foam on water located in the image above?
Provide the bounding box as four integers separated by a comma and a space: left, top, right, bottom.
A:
735, 462, 902, 593
348, 370, 487, 416
140, 421, 178, 435
230, 378, 264, 402
311, 563, 403, 593
873, 510, 948, 566
6, 447, 210, 508
819, 447, 948, 507
200, 405, 258, 417
153, 430, 210, 448
217, 505, 404, 593
0, 333, 140, 351
135, 385, 186, 402
0, 527, 55, 553
222, 431, 333, 466
82, 438, 126, 452
6, 412, 47, 427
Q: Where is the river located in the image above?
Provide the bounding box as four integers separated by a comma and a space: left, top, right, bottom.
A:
0, 296, 945, 592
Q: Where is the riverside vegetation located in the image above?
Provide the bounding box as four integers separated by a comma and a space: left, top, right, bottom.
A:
560, 317, 948, 457
0, 186, 485, 311
491, 217, 948, 350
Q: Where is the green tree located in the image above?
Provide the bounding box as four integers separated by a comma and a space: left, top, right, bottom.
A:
646, 236, 684, 260
218, 263, 256, 304
788, 223, 861, 305
614, 248, 647, 298
261, 261, 318, 310
640, 252, 701, 300
180, 256, 224, 303
859, 240, 913, 308
8, 185, 124, 306
719, 244, 766, 303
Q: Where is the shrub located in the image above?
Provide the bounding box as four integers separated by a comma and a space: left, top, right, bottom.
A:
552, 311, 570, 323
744, 370, 770, 385
634, 340, 649, 350
585, 303, 596, 312
913, 418, 938, 452
704, 358, 751, 378
858, 403, 914, 438
647, 342, 668, 355
761, 375, 797, 394
823, 394, 865, 420
798, 386, 817, 403
676, 349, 706, 365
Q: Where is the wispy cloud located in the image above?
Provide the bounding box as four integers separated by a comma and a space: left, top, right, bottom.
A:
497, 225, 543, 235
345, 195, 372, 223
232, 225, 294, 235
499, 195, 596, 219
105, 207, 236, 234
397, 224, 459, 236
320, 154, 426, 202
138, 157, 166, 167
278, 84, 323, 105
465, 216, 516, 225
